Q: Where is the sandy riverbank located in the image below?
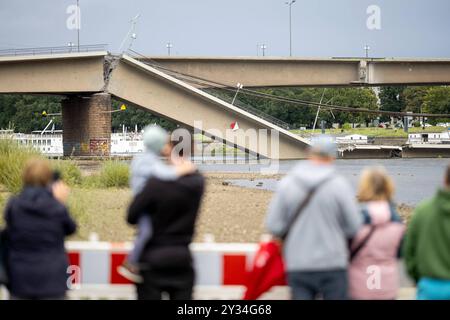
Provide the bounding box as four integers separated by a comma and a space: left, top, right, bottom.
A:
196, 173, 413, 242
0, 172, 413, 243
194, 173, 277, 243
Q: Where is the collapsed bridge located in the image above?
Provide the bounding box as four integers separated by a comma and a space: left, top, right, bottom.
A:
2, 50, 450, 159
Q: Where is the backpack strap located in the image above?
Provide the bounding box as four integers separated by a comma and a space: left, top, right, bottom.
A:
281, 175, 334, 241
350, 226, 376, 261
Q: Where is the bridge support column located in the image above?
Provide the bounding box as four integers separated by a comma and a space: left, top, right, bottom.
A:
62, 93, 112, 157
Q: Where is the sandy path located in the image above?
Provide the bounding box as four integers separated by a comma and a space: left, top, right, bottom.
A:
193, 173, 277, 243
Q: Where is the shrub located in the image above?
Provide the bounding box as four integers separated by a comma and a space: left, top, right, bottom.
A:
81, 174, 102, 188
342, 123, 352, 130
0, 139, 42, 193
97, 160, 129, 188
52, 160, 82, 186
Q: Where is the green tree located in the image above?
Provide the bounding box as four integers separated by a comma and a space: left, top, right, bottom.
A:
111, 100, 177, 132
403, 86, 429, 113
0, 95, 19, 129
323, 87, 378, 127
227, 87, 378, 129
0, 95, 62, 133
423, 87, 450, 124
0, 95, 177, 133
379, 86, 406, 121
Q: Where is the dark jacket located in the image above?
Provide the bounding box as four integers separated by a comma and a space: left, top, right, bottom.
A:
127, 172, 204, 269
4, 187, 77, 299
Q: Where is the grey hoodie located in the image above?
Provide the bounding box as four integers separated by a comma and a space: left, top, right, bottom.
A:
266, 161, 362, 272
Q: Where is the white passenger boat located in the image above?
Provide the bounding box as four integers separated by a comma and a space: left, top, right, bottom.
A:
1, 126, 145, 157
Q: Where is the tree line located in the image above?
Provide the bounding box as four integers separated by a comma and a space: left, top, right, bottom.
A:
0, 86, 449, 133
211, 86, 450, 128
0, 96, 176, 133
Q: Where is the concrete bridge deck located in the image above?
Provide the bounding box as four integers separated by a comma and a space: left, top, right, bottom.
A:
0, 52, 310, 159
2, 52, 450, 92
2, 52, 450, 158
0, 51, 107, 94
144, 55, 450, 87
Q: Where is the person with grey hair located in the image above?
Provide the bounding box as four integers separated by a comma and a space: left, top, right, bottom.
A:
265, 136, 362, 300
118, 125, 194, 282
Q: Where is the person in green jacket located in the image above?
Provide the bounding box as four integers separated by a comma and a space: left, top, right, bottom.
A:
403, 164, 450, 300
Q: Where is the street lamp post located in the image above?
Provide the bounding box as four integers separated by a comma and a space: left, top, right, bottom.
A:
231, 83, 244, 105
364, 45, 370, 58
118, 14, 140, 53
285, 0, 296, 57
261, 44, 267, 57
128, 33, 137, 51
166, 42, 173, 56
77, 0, 80, 52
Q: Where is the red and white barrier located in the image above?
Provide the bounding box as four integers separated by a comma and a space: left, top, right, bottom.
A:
66, 241, 259, 286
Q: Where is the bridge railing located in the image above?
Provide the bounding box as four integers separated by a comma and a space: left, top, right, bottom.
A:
208, 91, 292, 130
204, 90, 314, 139
0, 44, 108, 57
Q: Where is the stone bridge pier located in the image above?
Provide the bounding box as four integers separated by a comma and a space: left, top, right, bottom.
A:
62, 93, 112, 157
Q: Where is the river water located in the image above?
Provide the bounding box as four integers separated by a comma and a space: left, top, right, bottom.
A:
197, 158, 449, 206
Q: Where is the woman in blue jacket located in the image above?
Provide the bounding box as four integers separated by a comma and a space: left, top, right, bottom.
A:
4, 158, 76, 300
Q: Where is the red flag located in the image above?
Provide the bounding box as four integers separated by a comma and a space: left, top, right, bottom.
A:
243, 240, 287, 300
230, 121, 239, 131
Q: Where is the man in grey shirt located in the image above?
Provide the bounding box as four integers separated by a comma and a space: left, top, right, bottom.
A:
266, 136, 362, 300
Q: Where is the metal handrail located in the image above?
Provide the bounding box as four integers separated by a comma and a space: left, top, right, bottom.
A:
0, 44, 108, 57
218, 94, 292, 130
215, 95, 313, 138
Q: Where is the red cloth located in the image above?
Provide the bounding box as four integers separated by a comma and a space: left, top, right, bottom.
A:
243, 240, 287, 300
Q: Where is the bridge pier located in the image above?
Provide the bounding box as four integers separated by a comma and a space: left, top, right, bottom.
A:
62, 93, 112, 157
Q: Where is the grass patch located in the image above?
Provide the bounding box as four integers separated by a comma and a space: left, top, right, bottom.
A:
52, 160, 82, 186
0, 140, 84, 193
0, 186, 134, 241
83, 160, 130, 189
67, 188, 90, 229
0, 140, 129, 191
98, 160, 129, 188
0, 139, 43, 194
67, 187, 134, 241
